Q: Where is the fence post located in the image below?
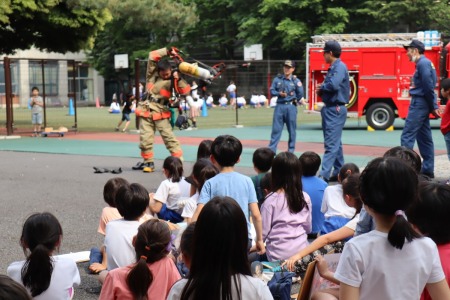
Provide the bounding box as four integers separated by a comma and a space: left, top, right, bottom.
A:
4, 57, 13, 135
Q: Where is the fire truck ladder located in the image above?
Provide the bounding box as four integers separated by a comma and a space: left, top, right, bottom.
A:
312, 33, 417, 43
309, 33, 440, 48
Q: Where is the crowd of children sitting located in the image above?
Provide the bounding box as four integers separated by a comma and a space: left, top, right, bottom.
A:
3, 134, 450, 300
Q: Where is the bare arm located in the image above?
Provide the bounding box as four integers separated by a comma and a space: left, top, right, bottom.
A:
190, 203, 204, 222
285, 226, 354, 271
339, 282, 360, 300
249, 202, 265, 254
426, 280, 450, 300
149, 193, 163, 214
316, 255, 340, 285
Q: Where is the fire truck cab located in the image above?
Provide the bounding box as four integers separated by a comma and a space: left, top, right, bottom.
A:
306, 33, 450, 130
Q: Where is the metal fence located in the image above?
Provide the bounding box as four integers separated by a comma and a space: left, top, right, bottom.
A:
130, 59, 307, 105
0, 58, 78, 135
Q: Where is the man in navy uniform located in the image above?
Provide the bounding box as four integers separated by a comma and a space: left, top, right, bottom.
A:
268, 60, 304, 153
317, 40, 349, 182
401, 39, 440, 178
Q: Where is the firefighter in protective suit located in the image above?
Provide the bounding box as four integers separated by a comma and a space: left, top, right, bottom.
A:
133, 47, 191, 172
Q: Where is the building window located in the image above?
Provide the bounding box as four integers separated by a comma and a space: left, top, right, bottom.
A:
0, 62, 19, 94
68, 63, 93, 102
29, 61, 59, 96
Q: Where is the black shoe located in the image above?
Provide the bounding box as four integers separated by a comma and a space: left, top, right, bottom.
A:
329, 175, 339, 182
132, 161, 146, 170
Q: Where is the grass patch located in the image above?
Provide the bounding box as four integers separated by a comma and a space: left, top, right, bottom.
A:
2, 106, 321, 132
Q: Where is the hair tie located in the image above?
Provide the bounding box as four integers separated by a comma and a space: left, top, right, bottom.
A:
395, 210, 405, 218
140, 255, 147, 261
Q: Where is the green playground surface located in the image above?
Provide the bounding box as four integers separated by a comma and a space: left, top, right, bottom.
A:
0, 107, 446, 169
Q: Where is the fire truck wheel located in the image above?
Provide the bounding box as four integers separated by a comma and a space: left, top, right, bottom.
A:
366, 103, 395, 130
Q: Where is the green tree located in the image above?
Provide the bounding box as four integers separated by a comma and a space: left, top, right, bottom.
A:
354, 0, 450, 36
0, 0, 111, 54
236, 0, 450, 58
88, 0, 198, 83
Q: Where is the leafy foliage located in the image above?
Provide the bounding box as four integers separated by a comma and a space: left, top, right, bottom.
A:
0, 0, 111, 54
88, 0, 198, 79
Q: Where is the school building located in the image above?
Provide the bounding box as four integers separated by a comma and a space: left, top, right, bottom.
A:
0, 48, 105, 108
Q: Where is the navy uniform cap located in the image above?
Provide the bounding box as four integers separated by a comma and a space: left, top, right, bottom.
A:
403, 39, 425, 52
284, 60, 296, 68
323, 40, 341, 54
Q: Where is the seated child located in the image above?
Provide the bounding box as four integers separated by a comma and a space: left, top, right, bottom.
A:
101, 183, 150, 282
0, 275, 32, 300
149, 156, 191, 223
205, 92, 215, 108
299, 151, 328, 237
355, 146, 424, 236
90, 178, 151, 274
258, 93, 268, 107
108, 99, 121, 113
219, 93, 228, 108
236, 96, 247, 108
333, 158, 450, 300
167, 197, 273, 300
250, 147, 275, 206
259, 172, 271, 205
7, 213, 80, 299
176, 222, 196, 278
181, 159, 219, 223
261, 152, 312, 261
408, 181, 450, 300
185, 139, 214, 197
270, 96, 277, 108
98, 178, 130, 235
196, 139, 213, 161
285, 174, 361, 272
320, 163, 359, 234
250, 92, 260, 108
99, 219, 181, 299
192, 135, 265, 255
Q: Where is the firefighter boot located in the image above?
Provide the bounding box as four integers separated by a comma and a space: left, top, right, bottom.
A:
143, 162, 155, 173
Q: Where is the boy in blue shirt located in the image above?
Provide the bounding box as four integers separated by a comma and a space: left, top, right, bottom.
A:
299, 151, 328, 239
192, 135, 265, 255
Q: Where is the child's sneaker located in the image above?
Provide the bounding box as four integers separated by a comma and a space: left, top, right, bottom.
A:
115, 127, 119, 132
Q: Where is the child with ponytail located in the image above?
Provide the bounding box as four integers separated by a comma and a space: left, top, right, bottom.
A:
100, 219, 180, 300
149, 156, 191, 223
334, 157, 450, 300
7, 212, 80, 299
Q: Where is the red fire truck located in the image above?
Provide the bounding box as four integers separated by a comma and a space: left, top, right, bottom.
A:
306, 33, 450, 130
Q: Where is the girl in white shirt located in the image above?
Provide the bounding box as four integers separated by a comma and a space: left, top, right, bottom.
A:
321, 163, 359, 234
150, 156, 191, 223
333, 158, 450, 300
7, 212, 80, 300
181, 158, 219, 223
167, 196, 273, 300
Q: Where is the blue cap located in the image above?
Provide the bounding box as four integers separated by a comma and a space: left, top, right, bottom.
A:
404, 39, 425, 52
323, 40, 341, 55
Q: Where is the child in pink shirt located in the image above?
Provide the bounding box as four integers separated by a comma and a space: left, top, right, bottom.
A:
99, 219, 181, 300
97, 177, 130, 235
